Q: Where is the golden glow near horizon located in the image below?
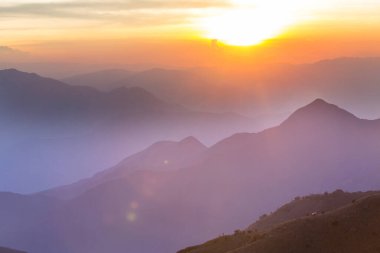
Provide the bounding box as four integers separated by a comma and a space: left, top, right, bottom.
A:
200, 0, 329, 46
1, 0, 380, 65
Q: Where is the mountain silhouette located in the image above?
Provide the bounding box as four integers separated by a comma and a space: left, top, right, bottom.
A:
63, 69, 135, 90
0, 69, 257, 193
64, 68, 202, 93
0, 99, 379, 253
62, 58, 380, 119
282, 98, 358, 124
0, 68, 183, 120
43, 136, 207, 199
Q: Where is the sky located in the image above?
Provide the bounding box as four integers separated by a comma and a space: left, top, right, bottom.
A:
1, 0, 380, 68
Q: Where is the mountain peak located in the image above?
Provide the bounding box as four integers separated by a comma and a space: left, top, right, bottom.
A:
1, 68, 19, 73
0, 68, 52, 85
179, 136, 206, 149
0, 68, 36, 76
303, 98, 340, 111
282, 99, 358, 126
309, 98, 328, 105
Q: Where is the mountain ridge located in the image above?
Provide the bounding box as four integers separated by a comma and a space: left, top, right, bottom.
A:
178, 191, 380, 253
0, 68, 259, 193
1, 99, 380, 253
61, 57, 380, 119
41, 136, 207, 199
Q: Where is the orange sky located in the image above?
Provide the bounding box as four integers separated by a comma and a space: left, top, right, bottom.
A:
1, 0, 380, 68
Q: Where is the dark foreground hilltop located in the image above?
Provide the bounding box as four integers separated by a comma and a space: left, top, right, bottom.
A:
179, 191, 380, 253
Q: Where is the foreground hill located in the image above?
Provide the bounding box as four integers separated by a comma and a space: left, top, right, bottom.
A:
248, 190, 378, 232
0, 69, 257, 193
178, 191, 380, 253
0, 99, 380, 253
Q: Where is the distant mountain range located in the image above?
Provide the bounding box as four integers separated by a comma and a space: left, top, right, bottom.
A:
63, 67, 244, 117
0, 68, 182, 120
63, 69, 137, 91
0, 99, 379, 253
63, 57, 380, 119
0, 68, 259, 193
178, 190, 380, 253
63, 68, 209, 93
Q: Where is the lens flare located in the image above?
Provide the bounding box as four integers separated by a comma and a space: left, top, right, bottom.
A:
126, 212, 137, 222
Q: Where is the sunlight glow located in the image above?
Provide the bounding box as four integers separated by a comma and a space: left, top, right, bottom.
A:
126, 212, 137, 222
201, 0, 327, 46
130, 201, 140, 210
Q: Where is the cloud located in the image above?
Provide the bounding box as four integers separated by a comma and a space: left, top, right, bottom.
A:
0, 46, 16, 53
0, 0, 230, 19
0, 0, 231, 35
0, 46, 29, 61
0, 46, 25, 54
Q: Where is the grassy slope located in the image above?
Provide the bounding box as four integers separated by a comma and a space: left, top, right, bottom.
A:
178, 191, 380, 253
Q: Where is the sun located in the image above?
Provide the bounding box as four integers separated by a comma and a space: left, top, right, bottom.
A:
201, 0, 321, 46
202, 8, 294, 46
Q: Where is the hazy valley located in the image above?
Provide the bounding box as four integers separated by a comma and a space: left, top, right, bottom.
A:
2, 0, 380, 252
0, 69, 258, 193
0, 89, 379, 252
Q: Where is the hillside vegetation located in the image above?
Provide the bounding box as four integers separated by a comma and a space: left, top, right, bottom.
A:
178, 191, 380, 253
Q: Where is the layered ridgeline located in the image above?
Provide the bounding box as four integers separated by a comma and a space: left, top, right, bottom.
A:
0, 69, 257, 193
0, 99, 379, 253
63, 58, 380, 119
178, 191, 380, 253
